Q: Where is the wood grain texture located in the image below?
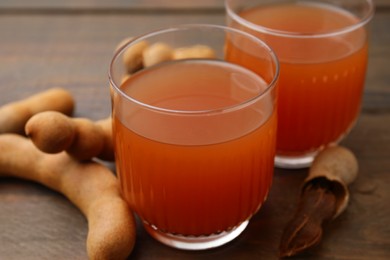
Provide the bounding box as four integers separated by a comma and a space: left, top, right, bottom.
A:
0, 180, 88, 260
0, 2, 389, 260
0, 0, 224, 13
0, 0, 389, 10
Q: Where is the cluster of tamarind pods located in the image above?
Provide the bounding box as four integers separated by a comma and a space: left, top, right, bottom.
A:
118, 37, 216, 75
0, 87, 135, 260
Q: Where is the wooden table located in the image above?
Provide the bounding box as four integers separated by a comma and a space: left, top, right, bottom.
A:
1, 1, 389, 259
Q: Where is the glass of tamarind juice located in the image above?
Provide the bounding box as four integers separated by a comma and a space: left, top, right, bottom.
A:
109, 24, 279, 250
226, 0, 375, 168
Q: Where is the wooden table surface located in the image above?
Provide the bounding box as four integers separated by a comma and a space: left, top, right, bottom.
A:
1, 1, 389, 259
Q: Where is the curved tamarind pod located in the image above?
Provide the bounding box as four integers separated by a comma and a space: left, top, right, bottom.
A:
0, 134, 135, 260
25, 112, 114, 161
0, 88, 74, 135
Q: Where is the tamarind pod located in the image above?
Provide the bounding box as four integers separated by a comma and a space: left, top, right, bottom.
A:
142, 42, 173, 67
26, 112, 114, 161
305, 145, 359, 217
0, 88, 74, 135
66, 118, 105, 161
173, 44, 216, 60
0, 134, 136, 260
25, 111, 77, 153
279, 146, 359, 257
122, 39, 149, 73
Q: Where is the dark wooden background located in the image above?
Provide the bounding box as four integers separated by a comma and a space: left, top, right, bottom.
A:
1, 1, 389, 259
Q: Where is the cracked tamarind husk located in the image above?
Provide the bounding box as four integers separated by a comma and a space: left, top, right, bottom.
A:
279, 146, 358, 257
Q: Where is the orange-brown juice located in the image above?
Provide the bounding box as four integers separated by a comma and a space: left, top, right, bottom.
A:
231, 3, 369, 155
113, 60, 276, 236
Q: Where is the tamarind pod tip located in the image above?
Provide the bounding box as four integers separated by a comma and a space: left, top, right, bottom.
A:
0, 87, 75, 135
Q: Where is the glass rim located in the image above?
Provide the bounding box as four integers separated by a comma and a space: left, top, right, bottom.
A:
109, 23, 279, 116
225, 0, 375, 39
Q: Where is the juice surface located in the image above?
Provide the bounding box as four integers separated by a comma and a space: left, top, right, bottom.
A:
113, 60, 276, 236
236, 3, 368, 155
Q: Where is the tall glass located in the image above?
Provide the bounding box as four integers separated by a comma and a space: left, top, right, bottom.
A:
226, 0, 375, 168
109, 24, 279, 250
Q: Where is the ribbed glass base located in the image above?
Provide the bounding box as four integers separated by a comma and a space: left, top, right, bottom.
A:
144, 220, 249, 250
275, 151, 318, 169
